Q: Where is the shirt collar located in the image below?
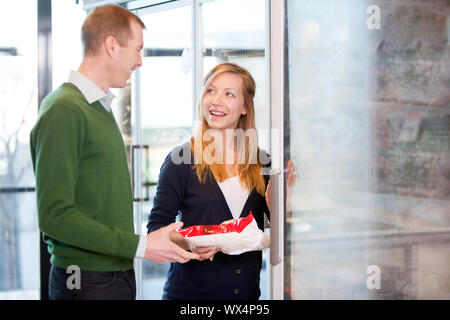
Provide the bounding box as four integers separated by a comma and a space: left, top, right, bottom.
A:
68, 70, 115, 111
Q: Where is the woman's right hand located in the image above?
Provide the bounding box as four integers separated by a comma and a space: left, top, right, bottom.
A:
265, 160, 296, 211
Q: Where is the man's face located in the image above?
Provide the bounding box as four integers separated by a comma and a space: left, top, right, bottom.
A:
111, 20, 144, 88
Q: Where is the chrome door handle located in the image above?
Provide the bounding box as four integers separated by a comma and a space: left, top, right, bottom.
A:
270, 168, 284, 265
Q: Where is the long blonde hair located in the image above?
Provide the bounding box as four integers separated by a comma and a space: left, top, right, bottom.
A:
191, 62, 266, 196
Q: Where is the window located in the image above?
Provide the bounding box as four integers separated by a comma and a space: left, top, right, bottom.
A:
52, 0, 85, 89
0, 0, 39, 300
137, 5, 193, 299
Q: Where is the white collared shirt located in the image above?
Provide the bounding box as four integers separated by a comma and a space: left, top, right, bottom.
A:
68, 70, 115, 112
67, 70, 147, 259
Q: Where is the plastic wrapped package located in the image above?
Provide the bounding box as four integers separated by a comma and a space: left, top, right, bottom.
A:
177, 212, 270, 255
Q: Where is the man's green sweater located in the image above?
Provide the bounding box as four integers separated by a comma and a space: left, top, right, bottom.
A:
30, 83, 139, 271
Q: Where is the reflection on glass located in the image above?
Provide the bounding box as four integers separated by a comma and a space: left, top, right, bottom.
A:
0, 2, 39, 299
286, 0, 450, 299
200, 0, 269, 299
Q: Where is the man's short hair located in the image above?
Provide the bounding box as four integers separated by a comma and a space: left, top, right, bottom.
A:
81, 4, 146, 56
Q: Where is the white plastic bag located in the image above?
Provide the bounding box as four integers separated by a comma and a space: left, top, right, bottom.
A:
177, 212, 270, 255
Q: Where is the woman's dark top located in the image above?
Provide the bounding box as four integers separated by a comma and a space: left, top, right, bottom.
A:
147, 141, 270, 300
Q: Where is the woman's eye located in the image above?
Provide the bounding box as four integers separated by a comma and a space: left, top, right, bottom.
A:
226, 92, 235, 97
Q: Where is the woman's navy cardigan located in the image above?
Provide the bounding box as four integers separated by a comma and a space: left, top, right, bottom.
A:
147, 142, 270, 300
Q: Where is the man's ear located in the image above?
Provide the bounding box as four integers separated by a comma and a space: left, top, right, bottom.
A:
104, 36, 116, 58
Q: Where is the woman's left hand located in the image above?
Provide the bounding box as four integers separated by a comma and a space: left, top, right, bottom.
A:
193, 247, 218, 261
265, 159, 296, 211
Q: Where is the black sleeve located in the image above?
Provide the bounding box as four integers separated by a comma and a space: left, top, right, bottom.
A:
146, 146, 189, 234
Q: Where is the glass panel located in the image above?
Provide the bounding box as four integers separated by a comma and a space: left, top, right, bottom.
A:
137, 6, 193, 300
200, 0, 269, 299
0, 1, 39, 299
286, 0, 450, 299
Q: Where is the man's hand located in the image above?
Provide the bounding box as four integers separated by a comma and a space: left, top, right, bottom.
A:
169, 229, 218, 261
145, 222, 200, 264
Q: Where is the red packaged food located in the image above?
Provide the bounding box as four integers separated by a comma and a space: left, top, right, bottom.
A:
177, 212, 270, 255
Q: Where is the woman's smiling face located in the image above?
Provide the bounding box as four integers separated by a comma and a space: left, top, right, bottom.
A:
202, 72, 247, 131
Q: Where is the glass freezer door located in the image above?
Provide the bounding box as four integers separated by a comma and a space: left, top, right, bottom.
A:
272, 0, 450, 299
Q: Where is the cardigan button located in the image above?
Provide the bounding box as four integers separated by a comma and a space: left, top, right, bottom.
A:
234, 288, 240, 295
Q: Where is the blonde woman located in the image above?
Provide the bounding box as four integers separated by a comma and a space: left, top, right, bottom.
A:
147, 62, 295, 299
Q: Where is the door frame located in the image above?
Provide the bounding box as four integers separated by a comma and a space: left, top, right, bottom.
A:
268, 0, 285, 301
